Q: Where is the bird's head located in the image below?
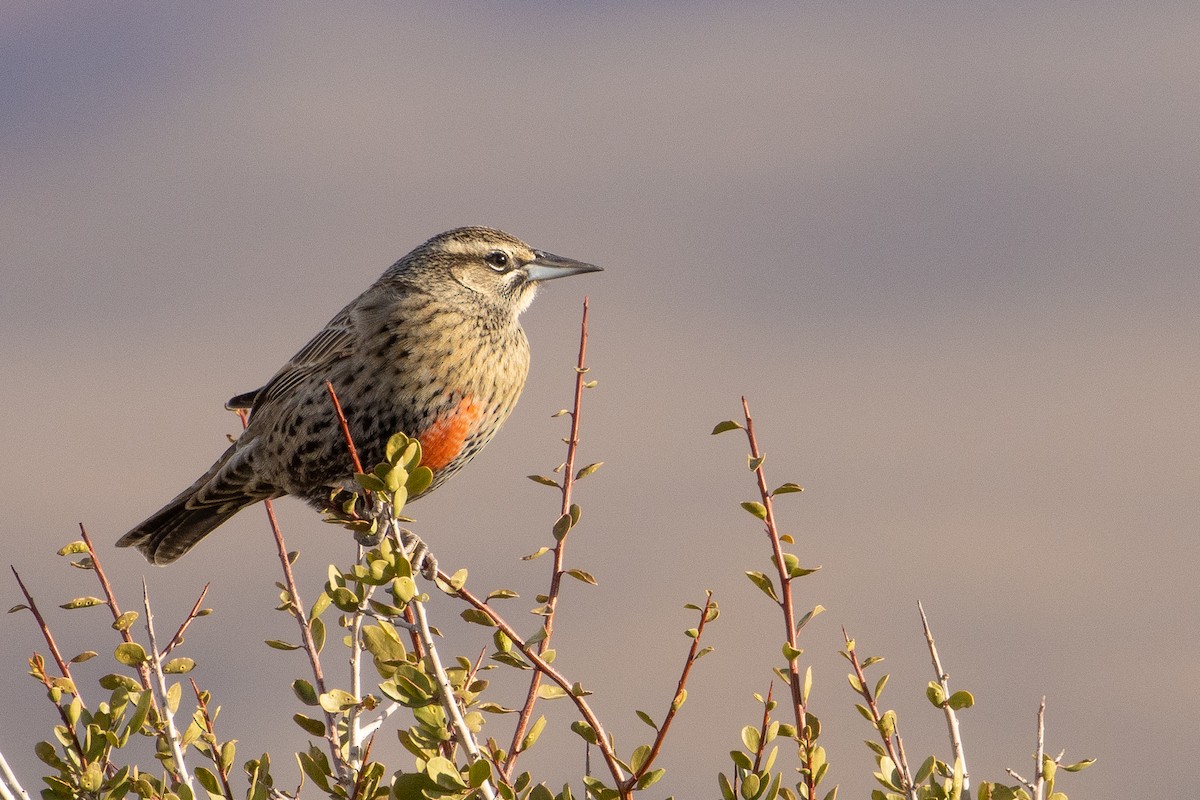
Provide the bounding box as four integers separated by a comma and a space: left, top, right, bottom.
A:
392, 227, 601, 316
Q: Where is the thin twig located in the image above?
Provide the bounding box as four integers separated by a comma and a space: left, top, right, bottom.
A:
1034, 697, 1046, 800
78, 524, 153, 690
141, 580, 194, 792
505, 297, 592, 778
626, 592, 716, 790
739, 397, 820, 799
190, 679, 236, 800
161, 583, 211, 658
918, 601, 969, 791
749, 683, 775, 775
262, 494, 350, 784
325, 381, 366, 475
11, 568, 77, 697
842, 629, 917, 800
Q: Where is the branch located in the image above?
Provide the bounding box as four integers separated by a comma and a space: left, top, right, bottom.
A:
918, 601, 969, 791
625, 592, 716, 791
1035, 697, 1046, 800
0, 750, 31, 800
842, 629, 916, 800
505, 297, 593, 778
190, 679, 236, 800
141, 580, 194, 792
78, 524, 153, 690
446, 573, 629, 791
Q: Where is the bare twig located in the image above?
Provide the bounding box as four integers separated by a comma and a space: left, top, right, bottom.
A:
141, 580, 194, 792
918, 601, 969, 791
750, 683, 775, 775
626, 592, 716, 791
11, 567, 77, 697
505, 297, 592, 778
161, 583, 211, 658
842, 629, 917, 800
190, 679, 236, 800
78, 524, 153, 690
325, 381, 366, 475
1035, 697, 1046, 800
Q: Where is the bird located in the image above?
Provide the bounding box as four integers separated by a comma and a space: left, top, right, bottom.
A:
118, 227, 601, 565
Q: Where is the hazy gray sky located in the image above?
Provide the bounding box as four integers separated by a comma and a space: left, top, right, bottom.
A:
2, 3, 1197, 798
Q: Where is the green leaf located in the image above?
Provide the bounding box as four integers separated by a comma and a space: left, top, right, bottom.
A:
487, 588, 519, 601
711, 420, 743, 435
57, 541, 89, 556
520, 715, 547, 752
748, 455, 766, 471
1061, 758, 1096, 772
552, 513, 573, 541
112, 611, 139, 631
570, 720, 598, 744
60, 596, 104, 610
468, 759, 493, 788
527, 474, 561, 488
629, 744, 652, 773
163, 657, 196, 674
113, 642, 147, 666
636, 768, 665, 790
293, 714, 326, 736
635, 710, 658, 729
947, 690, 974, 710
461, 608, 496, 626
69, 651, 98, 663
772, 482, 804, 495
745, 571, 779, 602
740, 501, 768, 520
406, 466, 434, 497
318, 689, 358, 713
575, 462, 604, 480
565, 569, 597, 585
290, 679, 318, 706
265, 639, 300, 651
741, 725, 761, 753
522, 546, 551, 560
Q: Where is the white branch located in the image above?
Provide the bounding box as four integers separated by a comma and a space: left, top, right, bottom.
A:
142, 580, 194, 793
0, 750, 31, 800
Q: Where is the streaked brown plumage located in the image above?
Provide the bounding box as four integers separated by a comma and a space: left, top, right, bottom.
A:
118, 227, 600, 564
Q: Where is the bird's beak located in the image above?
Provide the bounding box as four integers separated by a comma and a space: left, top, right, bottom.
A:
524, 250, 603, 283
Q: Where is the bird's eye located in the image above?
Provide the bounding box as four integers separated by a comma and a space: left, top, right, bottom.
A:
484, 250, 510, 271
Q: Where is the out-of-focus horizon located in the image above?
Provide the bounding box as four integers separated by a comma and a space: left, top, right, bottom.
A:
2, 3, 1196, 797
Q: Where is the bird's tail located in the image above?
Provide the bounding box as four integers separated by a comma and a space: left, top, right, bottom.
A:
118, 443, 274, 564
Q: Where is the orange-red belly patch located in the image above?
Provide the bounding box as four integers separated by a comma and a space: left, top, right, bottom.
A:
418, 397, 483, 471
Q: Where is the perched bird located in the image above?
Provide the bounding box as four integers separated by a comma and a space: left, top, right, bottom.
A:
119, 227, 600, 564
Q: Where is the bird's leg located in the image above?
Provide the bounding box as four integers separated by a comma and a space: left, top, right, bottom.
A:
395, 527, 438, 580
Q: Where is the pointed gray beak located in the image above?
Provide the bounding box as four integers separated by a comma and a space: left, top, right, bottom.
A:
524, 250, 603, 283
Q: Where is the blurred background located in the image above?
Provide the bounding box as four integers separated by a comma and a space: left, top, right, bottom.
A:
2, 3, 1197, 797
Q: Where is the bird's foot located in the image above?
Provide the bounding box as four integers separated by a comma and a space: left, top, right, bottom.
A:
396, 527, 438, 581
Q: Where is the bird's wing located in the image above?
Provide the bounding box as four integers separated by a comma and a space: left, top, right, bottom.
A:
228, 306, 360, 415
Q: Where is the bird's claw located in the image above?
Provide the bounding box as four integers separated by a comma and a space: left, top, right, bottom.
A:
397, 527, 438, 580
